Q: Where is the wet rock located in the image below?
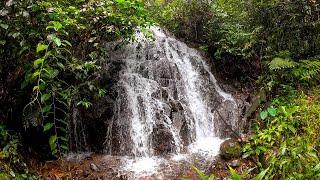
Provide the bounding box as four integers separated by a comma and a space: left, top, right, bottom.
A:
170, 100, 183, 112
212, 99, 240, 138
161, 88, 169, 100
90, 163, 99, 171
179, 121, 192, 146
152, 126, 175, 155
119, 174, 128, 180
151, 89, 161, 98
220, 139, 242, 160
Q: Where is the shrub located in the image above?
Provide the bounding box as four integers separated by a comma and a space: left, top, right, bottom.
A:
244, 88, 320, 179
147, 0, 212, 43
0, 0, 150, 156
249, 0, 320, 59
0, 125, 36, 179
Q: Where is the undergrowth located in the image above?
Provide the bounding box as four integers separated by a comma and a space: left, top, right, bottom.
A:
1, 0, 150, 157
243, 87, 320, 179
0, 125, 37, 179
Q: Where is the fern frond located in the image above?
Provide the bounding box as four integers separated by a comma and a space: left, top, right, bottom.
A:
277, 50, 292, 59
297, 60, 320, 80
269, 57, 298, 71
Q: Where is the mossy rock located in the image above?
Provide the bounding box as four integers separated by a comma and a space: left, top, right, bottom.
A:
220, 139, 242, 160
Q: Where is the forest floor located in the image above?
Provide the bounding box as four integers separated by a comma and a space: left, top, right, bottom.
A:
31, 154, 256, 179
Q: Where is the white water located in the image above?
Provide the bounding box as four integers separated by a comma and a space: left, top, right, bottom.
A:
123, 156, 161, 176
105, 27, 239, 177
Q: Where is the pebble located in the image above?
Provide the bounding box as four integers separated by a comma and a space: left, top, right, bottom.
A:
230, 159, 241, 167
90, 163, 99, 171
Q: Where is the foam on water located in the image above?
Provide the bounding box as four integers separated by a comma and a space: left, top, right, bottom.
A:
170, 154, 187, 161
123, 157, 160, 176
189, 137, 225, 155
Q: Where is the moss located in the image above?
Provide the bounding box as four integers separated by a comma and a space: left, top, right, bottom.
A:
220, 139, 242, 160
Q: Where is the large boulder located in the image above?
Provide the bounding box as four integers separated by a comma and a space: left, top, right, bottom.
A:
152, 125, 175, 155
220, 139, 242, 160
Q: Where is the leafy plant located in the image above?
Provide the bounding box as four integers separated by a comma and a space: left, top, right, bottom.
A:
260, 107, 277, 120
0, 125, 37, 179
249, 0, 320, 59
206, 0, 255, 59
192, 166, 215, 180
1, 0, 151, 156
147, 0, 212, 43
244, 88, 320, 179
228, 166, 256, 180
268, 51, 320, 87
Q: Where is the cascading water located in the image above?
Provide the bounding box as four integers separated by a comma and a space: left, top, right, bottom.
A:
97, 27, 240, 177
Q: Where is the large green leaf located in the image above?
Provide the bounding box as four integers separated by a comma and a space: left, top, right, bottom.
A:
33, 58, 44, 68
260, 111, 268, 120
0, 24, 9, 30
36, 44, 48, 53
53, 37, 62, 47
49, 135, 57, 151
47, 21, 63, 31
267, 107, 277, 117
252, 168, 269, 180
32, 70, 41, 78
43, 123, 54, 132
269, 57, 297, 71
41, 93, 51, 103
47, 34, 62, 47
229, 166, 241, 180
42, 105, 52, 113
193, 166, 207, 180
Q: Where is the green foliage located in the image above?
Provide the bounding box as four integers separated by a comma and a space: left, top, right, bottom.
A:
249, 0, 320, 59
267, 51, 320, 87
294, 60, 320, 81
191, 166, 215, 180
229, 166, 241, 180
0, 0, 150, 156
148, 0, 256, 58
147, 0, 261, 80
147, 0, 212, 43
243, 88, 320, 179
259, 107, 277, 120
269, 58, 298, 71
148, 0, 320, 82
206, 0, 255, 59
228, 166, 255, 180
147, 0, 320, 179
0, 125, 37, 179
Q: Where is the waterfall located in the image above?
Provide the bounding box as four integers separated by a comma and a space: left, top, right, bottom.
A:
104, 27, 239, 160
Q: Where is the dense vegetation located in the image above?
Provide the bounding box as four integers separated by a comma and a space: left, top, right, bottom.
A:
0, 0, 150, 177
1, 0, 320, 179
148, 0, 320, 179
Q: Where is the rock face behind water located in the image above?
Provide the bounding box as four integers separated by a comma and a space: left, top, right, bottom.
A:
69, 27, 242, 156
